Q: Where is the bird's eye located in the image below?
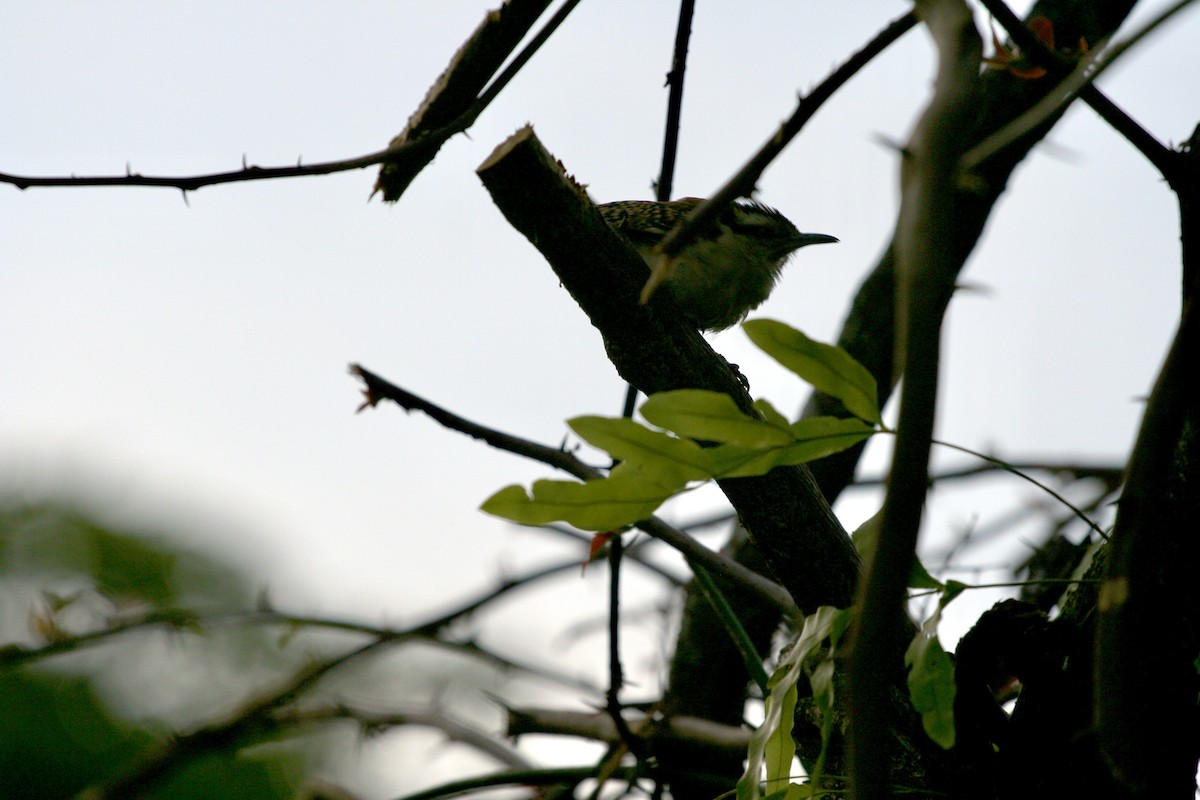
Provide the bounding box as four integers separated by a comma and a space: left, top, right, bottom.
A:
731, 218, 793, 242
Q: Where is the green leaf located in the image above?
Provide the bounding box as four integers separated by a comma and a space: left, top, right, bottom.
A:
763, 662, 800, 795
905, 609, 957, 749
850, 508, 943, 590
942, 579, 969, 605
738, 607, 843, 800
780, 784, 817, 800
907, 559, 943, 591
707, 418, 871, 478
641, 389, 793, 447
480, 463, 675, 531
708, 443, 793, 479
743, 319, 881, 424
784, 416, 875, 459
567, 415, 716, 483
0, 503, 247, 606
753, 398, 792, 428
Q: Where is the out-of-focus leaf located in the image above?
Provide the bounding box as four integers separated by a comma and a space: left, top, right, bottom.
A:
0, 504, 245, 606
0, 667, 303, 799
753, 398, 792, 428
851, 508, 943, 590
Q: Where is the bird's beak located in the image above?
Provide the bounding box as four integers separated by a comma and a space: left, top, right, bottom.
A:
795, 232, 839, 247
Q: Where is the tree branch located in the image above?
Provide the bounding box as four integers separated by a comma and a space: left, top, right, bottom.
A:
965, 0, 1193, 179
801, 0, 1146, 504
350, 363, 797, 615
373, 0, 564, 202
475, 125, 860, 615
1, 0, 572, 198
651, 11, 917, 269
275, 703, 536, 770
504, 705, 751, 755
848, 3, 982, 798
1096, 282, 1200, 788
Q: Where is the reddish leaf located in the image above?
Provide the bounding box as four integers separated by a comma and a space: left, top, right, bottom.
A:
582, 531, 616, 574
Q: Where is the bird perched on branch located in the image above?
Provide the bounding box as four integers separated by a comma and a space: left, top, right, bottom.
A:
599, 197, 838, 331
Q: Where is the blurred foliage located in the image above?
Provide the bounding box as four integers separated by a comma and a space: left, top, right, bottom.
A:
0, 501, 246, 607
0, 501, 308, 800
0, 667, 301, 800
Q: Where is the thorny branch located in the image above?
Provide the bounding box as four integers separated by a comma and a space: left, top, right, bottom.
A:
645, 11, 918, 296
966, 0, 1195, 179
847, 2, 982, 798
4, 598, 602, 695
350, 363, 797, 615
0, 0, 575, 198
274, 703, 536, 770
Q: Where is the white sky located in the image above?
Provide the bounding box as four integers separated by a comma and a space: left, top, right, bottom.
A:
2, 2, 1197, 794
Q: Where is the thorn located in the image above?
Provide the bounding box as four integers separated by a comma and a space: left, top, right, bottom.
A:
180, 189, 190, 208
297, 155, 303, 167
639, 253, 676, 305
125, 161, 132, 177
242, 154, 248, 169
871, 132, 906, 154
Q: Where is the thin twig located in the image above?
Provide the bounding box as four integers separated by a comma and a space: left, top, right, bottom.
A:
1, 142, 417, 192
2, 0, 583, 196
847, 3, 982, 798
82, 636, 391, 799
928, 438, 1110, 539
605, 534, 643, 754
350, 363, 798, 615
963, 0, 1195, 178
621, 0, 697, 421
975, 0, 1174, 178
352, 363, 595, 478
273, 703, 535, 770
651, 11, 918, 268
656, 0, 697, 204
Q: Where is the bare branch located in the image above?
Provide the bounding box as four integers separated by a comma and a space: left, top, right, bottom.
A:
655, 0, 697, 203
1, 145, 408, 193
475, 125, 859, 615
275, 703, 535, 770
964, 0, 1195, 179
975, 0, 1174, 178
504, 704, 751, 754
350, 363, 798, 615
1, 0, 577, 197
373, 0, 561, 201
649, 11, 917, 275
848, 2, 982, 797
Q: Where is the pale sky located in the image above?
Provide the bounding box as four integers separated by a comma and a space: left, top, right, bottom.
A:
2, 2, 1196, 794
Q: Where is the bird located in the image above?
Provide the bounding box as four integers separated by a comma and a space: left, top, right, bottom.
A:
598, 197, 838, 331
